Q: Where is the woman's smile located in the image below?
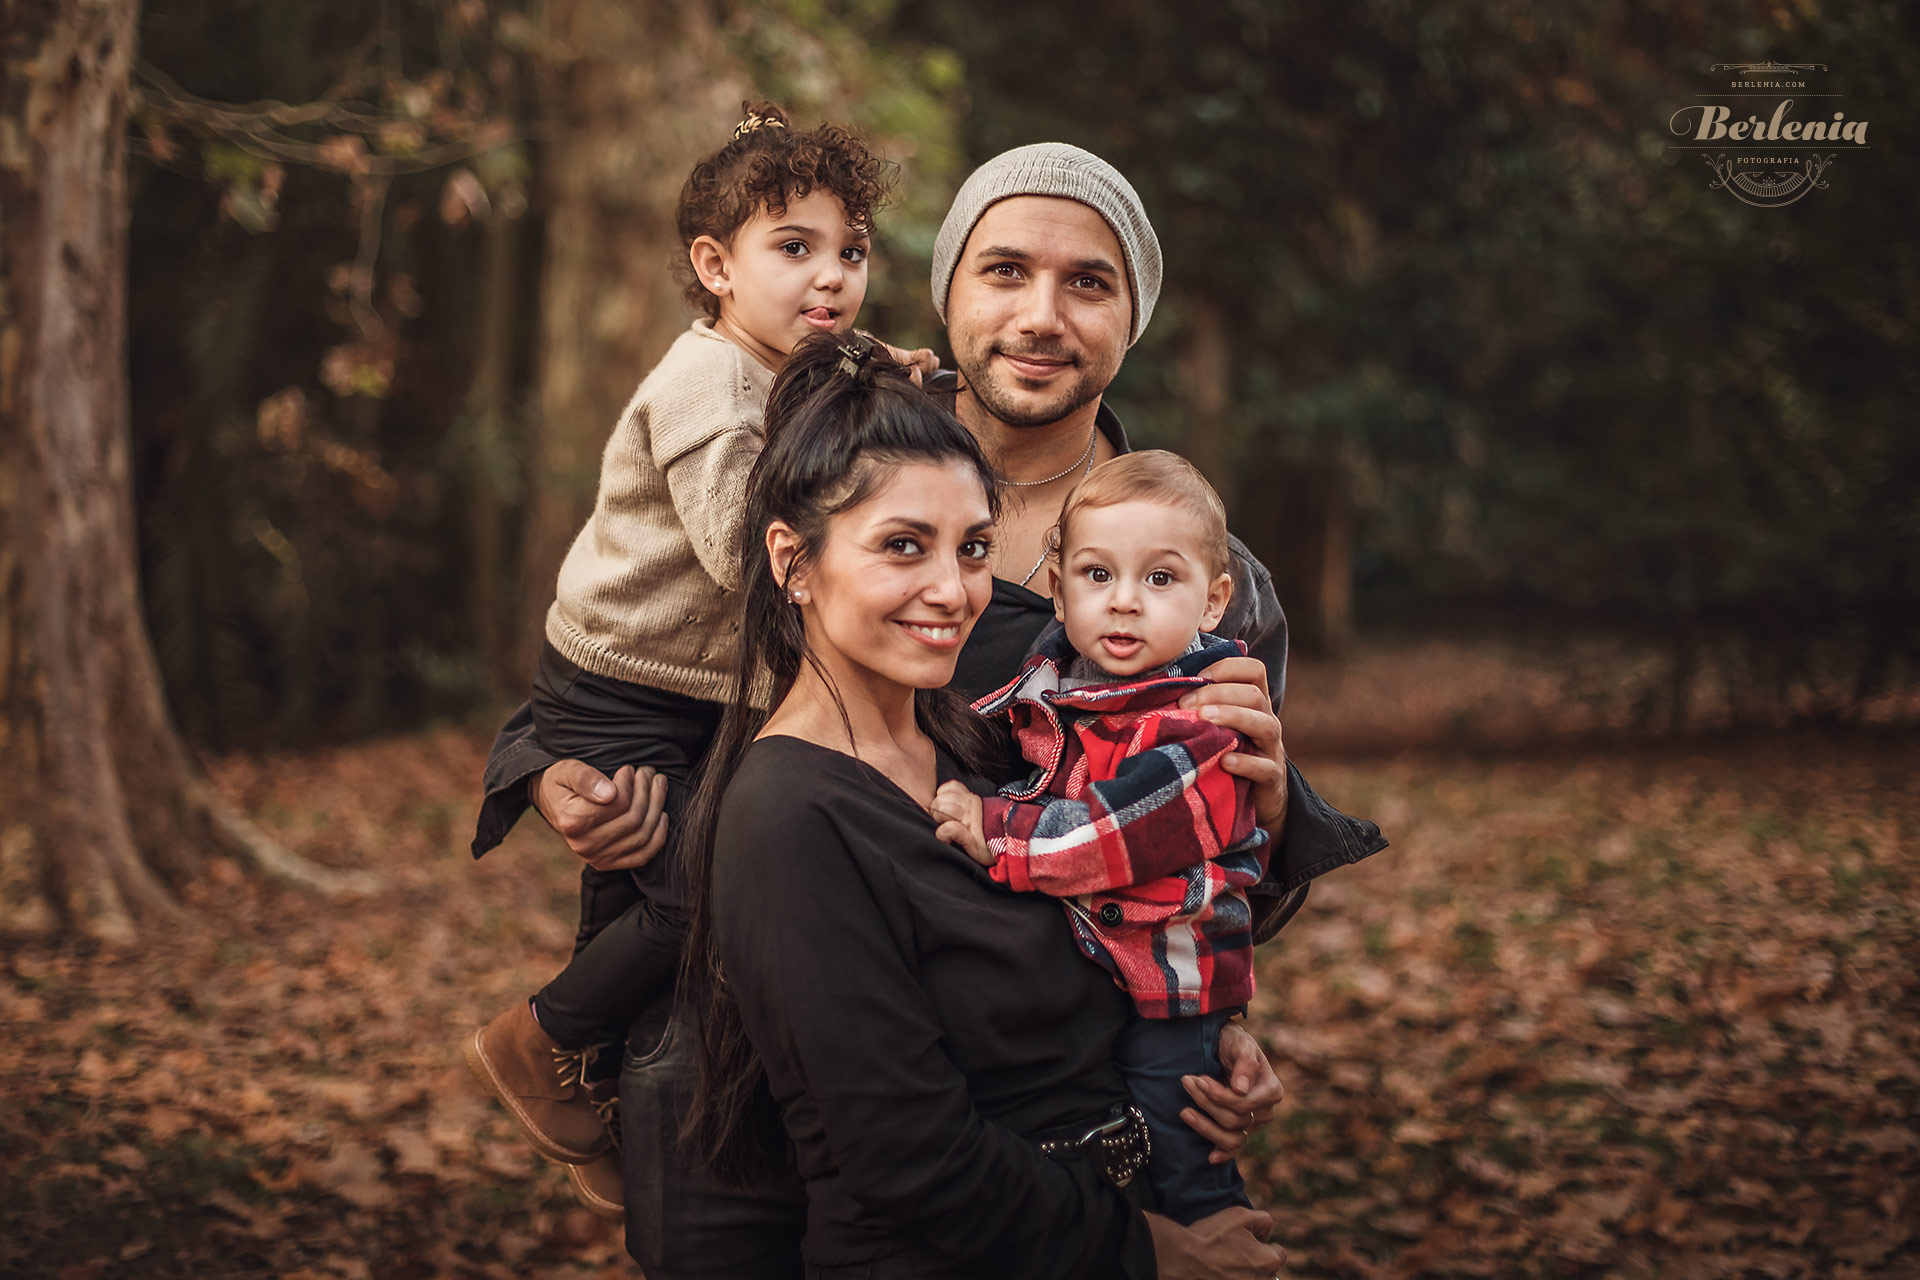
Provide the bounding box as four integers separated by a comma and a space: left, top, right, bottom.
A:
899, 620, 964, 647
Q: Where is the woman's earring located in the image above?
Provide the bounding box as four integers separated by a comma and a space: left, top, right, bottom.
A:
789, 588, 807, 605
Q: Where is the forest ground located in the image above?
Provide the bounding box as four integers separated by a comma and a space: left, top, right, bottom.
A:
4, 635, 1915, 1279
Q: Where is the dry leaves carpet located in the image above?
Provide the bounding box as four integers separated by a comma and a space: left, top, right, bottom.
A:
3, 681, 1915, 1277
1246, 733, 1917, 1278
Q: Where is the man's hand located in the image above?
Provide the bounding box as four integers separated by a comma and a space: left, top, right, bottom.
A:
929, 780, 992, 866
1182, 1020, 1285, 1163
528, 760, 670, 871
1146, 1206, 1285, 1278
1180, 655, 1288, 831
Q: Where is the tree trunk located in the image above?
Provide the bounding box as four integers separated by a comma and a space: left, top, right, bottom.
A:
516, 0, 747, 676
464, 195, 523, 695
0, 0, 357, 941
1175, 296, 1231, 493
1253, 458, 1354, 656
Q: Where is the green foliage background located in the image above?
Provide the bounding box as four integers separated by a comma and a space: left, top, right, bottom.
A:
127, 0, 1918, 744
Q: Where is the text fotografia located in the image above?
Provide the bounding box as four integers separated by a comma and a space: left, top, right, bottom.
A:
1670, 102, 1869, 145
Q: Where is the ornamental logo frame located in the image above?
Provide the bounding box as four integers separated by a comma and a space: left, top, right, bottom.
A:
1667, 61, 1870, 208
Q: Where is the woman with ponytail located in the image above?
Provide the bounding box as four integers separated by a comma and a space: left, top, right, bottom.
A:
677, 333, 1286, 1278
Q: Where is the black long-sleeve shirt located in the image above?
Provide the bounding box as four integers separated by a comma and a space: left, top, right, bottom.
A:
712, 734, 1156, 1277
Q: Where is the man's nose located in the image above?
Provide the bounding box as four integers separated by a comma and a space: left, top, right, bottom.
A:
1015, 282, 1064, 334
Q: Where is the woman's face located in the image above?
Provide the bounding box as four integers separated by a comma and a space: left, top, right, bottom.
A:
786, 458, 996, 698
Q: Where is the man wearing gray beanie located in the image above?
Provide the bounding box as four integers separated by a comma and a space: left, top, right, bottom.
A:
921, 142, 1272, 701
918, 138, 1381, 917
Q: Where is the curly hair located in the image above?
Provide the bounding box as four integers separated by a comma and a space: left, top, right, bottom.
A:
676, 101, 895, 319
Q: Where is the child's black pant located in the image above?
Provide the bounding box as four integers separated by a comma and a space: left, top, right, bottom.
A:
526, 642, 722, 1050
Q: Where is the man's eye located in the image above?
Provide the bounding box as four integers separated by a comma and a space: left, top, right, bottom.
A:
1073, 275, 1109, 290
1147, 570, 1175, 587
989, 263, 1022, 280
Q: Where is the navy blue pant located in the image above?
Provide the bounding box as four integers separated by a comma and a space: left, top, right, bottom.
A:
621, 1009, 806, 1280
1115, 1008, 1251, 1226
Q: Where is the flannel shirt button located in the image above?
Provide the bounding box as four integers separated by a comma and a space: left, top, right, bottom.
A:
1099, 903, 1124, 926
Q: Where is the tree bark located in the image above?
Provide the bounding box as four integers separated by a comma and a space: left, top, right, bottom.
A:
1253, 458, 1354, 656
0, 0, 358, 940
1175, 296, 1231, 493
516, 0, 747, 675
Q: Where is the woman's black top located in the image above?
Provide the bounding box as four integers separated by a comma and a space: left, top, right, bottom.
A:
712, 735, 1155, 1278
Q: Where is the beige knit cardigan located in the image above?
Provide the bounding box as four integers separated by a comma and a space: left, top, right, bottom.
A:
544, 321, 774, 703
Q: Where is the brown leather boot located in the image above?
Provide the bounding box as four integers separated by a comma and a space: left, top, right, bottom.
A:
464, 1002, 610, 1164
567, 1149, 625, 1219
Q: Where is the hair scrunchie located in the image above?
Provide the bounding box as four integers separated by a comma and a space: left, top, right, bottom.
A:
732, 109, 788, 141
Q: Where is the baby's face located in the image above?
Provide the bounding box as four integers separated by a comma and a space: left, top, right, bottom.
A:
1052, 499, 1233, 678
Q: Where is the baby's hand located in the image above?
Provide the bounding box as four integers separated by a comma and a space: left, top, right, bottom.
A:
930, 780, 993, 866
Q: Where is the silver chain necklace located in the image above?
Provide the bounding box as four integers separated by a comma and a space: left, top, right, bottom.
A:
1010, 428, 1100, 588
1001, 421, 1098, 488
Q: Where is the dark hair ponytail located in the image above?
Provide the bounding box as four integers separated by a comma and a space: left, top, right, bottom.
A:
677, 333, 1003, 1184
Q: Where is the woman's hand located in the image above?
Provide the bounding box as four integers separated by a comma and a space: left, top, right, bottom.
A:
1182, 1020, 1285, 1163
1147, 1207, 1285, 1278
529, 760, 670, 871
1180, 655, 1288, 832
930, 781, 993, 866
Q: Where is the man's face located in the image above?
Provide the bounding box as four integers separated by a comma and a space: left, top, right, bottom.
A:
944, 196, 1132, 430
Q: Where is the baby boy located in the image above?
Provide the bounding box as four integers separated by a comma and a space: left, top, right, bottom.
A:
933, 449, 1270, 1224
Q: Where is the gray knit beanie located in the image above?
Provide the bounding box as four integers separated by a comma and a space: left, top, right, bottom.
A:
931, 143, 1163, 347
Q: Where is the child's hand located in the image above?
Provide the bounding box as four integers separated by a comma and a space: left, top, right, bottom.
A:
879, 340, 940, 387
930, 780, 992, 866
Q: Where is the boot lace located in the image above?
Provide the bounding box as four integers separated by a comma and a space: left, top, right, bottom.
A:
552, 1043, 622, 1153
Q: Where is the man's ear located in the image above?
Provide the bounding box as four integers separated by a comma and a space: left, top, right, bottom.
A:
1200, 571, 1233, 632
690, 235, 731, 300
766, 520, 803, 596
1050, 565, 1067, 622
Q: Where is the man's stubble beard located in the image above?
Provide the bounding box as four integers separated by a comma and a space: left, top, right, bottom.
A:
953, 341, 1118, 431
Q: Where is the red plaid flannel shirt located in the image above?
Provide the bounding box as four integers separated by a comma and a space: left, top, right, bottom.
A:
971, 633, 1270, 1018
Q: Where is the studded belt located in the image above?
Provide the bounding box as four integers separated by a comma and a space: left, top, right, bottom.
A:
1037, 1103, 1152, 1190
